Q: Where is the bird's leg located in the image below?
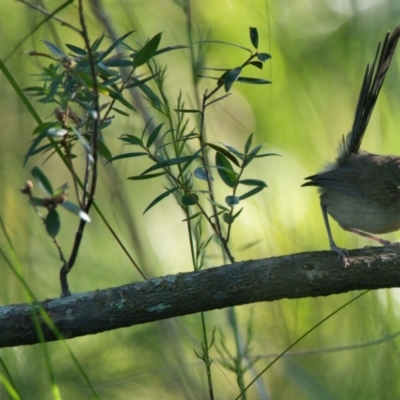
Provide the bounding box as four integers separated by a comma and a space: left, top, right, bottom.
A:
320, 201, 349, 266
344, 227, 393, 246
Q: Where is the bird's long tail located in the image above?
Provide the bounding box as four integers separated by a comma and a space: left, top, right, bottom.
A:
342, 25, 400, 156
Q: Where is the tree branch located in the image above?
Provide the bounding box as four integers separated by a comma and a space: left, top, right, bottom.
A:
2, 246, 400, 348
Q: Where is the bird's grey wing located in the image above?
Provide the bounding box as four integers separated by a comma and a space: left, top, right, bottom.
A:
302, 168, 365, 198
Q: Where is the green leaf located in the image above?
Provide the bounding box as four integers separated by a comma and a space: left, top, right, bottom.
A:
31, 166, 53, 196
26, 142, 54, 158
108, 89, 136, 111
91, 33, 105, 52
182, 211, 202, 222
109, 152, 148, 162
153, 45, 189, 56
206, 143, 240, 166
25, 128, 51, 165
221, 67, 242, 92
181, 193, 199, 206
255, 152, 280, 158
98, 31, 135, 63
43, 41, 65, 58
238, 179, 267, 187
61, 200, 91, 222
249, 61, 263, 70
205, 93, 232, 107
132, 33, 162, 68
45, 209, 60, 238
141, 154, 199, 176
138, 82, 162, 109
103, 58, 132, 68
215, 152, 237, 188
127, 172, 165, 181
120, 134, 143, 146
249, 27, 259, 49
112, 107, 130, 117
65, 43, 87, 56
32, 122, 58, 135
207, 198, 230, 212
71, 126, 93, 162
147, 123, 164, 148
257, 53, 271, 62
239, 185, 265, 200
174, 109, 201, 113
223, 144, 245, 160
222, 212, 231, 224
196, 40, 251, 53
194, 167, 211, 181
223, 208, 243, 224
125, 74, 158, 89
243, 144, 262, 167
225, 195, 240, 207
244, 133, 253, 154
237, 77, 271, 84
144, 186, 179, 214
97, 140, 113, 161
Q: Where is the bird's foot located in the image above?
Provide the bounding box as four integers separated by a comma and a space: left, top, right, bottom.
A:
331, 245, 350, 267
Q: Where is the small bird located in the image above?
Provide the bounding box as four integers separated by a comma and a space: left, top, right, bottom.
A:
302, 26, 400, 265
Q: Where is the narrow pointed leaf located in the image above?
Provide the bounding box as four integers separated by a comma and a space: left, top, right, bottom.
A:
112, 108, 130, 117
244, 133, 253, 154
257, 53, 271, 62
249, 61, 263, 70
144, 187, 179, 214
91, 34, 105, 52
237, 77, 271, 84
31, 166, 53, 196
215, 152, 237, 188
243, 144, 262, 166
71, 126, 93, 161
174, 109, 201, 113
98, 31, 135, 62
223, 208, 243, 223
141, 154, 198, 175
223, 67, 242, 92
125, 74, 158, 89
249, 27, 259, 49
239, 179, 267, 187
61, 200, 91, 222
132, 33, 162, 68
196, 40, 251, 53
224, 144, 245, 160
24, 129, 49, 165
147, 123, 164, 148
97, 140, 113, 161
138, 82, 162, 109
109, 152, 148, 162
255, 152, 281, 158
108, 89, 136, 111
43, 41, 65, 58
66, 43, 87, 55
127, 172, 165, 180
120, 134, 143, 146
239, 185, 265, 200
207, 143, 240, 166
154, 45, 189, 56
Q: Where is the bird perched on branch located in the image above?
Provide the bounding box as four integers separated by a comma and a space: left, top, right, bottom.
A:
302, 26, 400, 265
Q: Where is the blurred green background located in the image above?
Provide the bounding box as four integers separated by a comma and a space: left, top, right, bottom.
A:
1, 0, 400, 399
